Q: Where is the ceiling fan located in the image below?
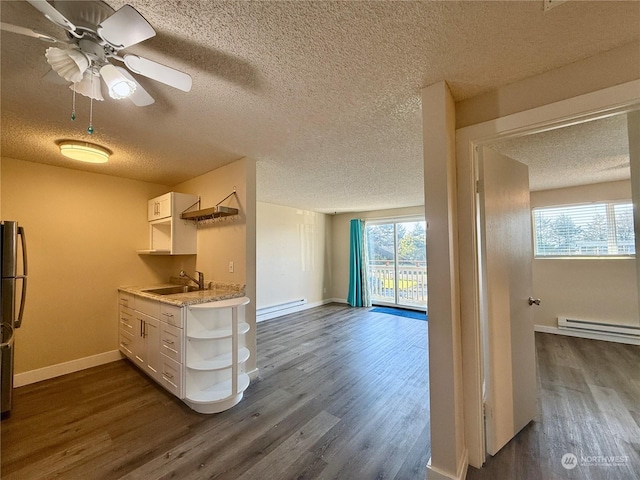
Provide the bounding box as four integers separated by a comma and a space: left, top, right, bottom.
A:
1, 0, 192, 131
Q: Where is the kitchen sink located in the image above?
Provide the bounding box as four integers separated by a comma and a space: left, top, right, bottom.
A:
142, 285, 200, 295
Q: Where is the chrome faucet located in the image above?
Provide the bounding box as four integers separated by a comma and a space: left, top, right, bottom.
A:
180, 270, 205, 290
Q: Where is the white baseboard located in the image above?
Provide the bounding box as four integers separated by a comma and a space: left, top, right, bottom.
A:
427, 449, 468, 480
332, 298, 348, 304
535, 324, 640, 346
14, 350, 123, 387
247, 368, 259, 380
256, 299, 334, 322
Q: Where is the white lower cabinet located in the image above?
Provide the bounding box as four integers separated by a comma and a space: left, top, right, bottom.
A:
118, 293, 182, 395
118, 292, 250, 413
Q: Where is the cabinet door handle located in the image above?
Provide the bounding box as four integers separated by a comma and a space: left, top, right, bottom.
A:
162, 312, 174, 318
163, 371, 174, 379
162, 339, 174, 345
163, 345, 178, 354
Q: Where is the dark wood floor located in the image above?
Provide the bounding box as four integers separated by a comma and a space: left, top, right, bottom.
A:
0, 304, 431, 479
467, 333, 640, 480
4, 305, 638, 480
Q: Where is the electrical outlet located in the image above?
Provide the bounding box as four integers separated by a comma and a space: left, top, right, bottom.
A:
228, 261, 234, 273
543, 0, 567, 12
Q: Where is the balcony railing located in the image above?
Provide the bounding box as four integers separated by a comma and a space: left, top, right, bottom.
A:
368, 262, 427, 308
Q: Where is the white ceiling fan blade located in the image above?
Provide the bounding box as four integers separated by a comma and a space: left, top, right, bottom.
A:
115, 67, 155, 107
97, 5, 155, 49
0, 22, 62, 43
123, 54, 192, 92
25, 0, 76, 32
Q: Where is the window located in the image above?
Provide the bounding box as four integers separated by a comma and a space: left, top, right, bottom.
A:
365, 219, 427, 308
533, 201, 635, 257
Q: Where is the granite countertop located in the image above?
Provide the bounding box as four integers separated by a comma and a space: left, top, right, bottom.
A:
118, 281, 246, 307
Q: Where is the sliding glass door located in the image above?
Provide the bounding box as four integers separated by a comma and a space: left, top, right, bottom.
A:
365, 219, 427, 310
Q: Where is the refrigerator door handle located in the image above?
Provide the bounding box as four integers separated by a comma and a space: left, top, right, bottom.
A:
18, 226, 27, 276
15, 276, 27, 329
14, 227, 27, 329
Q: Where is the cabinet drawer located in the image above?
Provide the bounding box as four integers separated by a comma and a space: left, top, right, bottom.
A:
119, 330, 135, 359
119, 293, 133, 309
160, 322, 183, 363
119, 306, 135, 332
159, 354, 182, 397
160, 303, 183, 328
135, 296, 160, 319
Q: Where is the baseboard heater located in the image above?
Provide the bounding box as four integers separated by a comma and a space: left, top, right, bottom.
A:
558, 317, 640, 341
257, 299, 307, 317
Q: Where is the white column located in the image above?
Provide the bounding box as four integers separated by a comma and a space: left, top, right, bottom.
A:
422, 81, 467, 480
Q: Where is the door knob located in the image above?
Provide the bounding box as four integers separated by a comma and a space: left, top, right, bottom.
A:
528, 297, 541, 306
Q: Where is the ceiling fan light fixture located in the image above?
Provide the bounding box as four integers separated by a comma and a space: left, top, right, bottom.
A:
58, 140, 111, 164
45, 47, 89, 83
72, 70, 104, 101
99, 64, 136, 99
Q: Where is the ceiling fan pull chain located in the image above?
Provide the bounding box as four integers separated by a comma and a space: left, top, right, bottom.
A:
87, 72, 94, 134
71, 83, 76, 121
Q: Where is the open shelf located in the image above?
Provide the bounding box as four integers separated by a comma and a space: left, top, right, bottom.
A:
186, 347, 250, 371
185, 373, 250, 404
187, 322, 250, 340
180, 205, 239, 222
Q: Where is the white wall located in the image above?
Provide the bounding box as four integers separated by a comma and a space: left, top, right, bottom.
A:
256, 202, 332, 311
531, 181, 639, 327
330, 205, 425, 302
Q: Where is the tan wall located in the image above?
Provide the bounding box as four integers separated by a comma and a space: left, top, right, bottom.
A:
531, 181, 639, 327
456, 41, 640, 128
173, 157, 257, 372
1, 158, 173, 374
330, 205, 425, 301
256, 202, 331, 309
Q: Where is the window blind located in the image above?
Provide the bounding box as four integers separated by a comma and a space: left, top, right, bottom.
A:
533, 201, 635, 257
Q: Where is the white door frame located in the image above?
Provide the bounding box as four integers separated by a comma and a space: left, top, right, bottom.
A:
455, 80, 640, 468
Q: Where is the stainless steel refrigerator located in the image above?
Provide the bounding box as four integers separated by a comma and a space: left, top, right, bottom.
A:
1, 221, 27, 417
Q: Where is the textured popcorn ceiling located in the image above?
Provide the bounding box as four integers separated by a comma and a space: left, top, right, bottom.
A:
490, 114, 631, 192
1, 1, 639, 213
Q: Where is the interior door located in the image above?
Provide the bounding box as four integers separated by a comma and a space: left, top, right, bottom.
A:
478, 147, 537, 456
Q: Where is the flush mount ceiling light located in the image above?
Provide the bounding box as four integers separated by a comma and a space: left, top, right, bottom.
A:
58, 140, 111, 164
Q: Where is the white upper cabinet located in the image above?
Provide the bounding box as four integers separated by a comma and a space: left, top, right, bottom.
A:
148, 192, 172, 221
139, 192, 198, 255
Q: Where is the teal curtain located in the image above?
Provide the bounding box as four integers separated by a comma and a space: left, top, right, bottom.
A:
347, 219, 371, 307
